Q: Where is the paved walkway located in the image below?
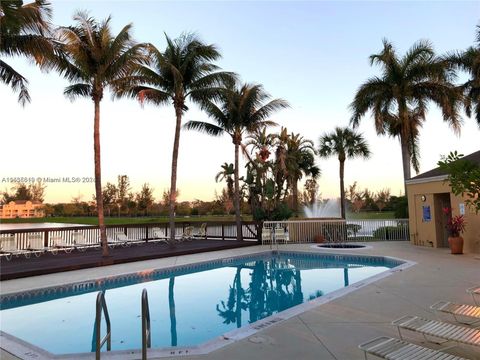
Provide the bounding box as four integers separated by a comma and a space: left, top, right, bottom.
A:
1, 242, 479, 359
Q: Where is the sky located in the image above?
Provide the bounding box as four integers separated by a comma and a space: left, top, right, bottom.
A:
1, 0, 479, 204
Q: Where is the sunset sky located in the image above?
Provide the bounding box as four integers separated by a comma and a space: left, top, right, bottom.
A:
1, 1, 479, 204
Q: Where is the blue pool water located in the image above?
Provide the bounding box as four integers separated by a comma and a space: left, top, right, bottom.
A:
0, 252, 401, 355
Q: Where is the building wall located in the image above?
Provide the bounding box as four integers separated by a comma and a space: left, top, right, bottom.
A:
407, 179, 480, 254
0, 201, 45, 219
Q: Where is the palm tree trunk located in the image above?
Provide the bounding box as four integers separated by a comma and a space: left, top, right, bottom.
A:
339, 160, 346, 219
168, 277, 177, 346
169, 106, 182, 243
400, 135, 411, 196
93, 98, 108, 257
234, 141, 242, 241
292, 179, 299, 215
235, 268, 242, 328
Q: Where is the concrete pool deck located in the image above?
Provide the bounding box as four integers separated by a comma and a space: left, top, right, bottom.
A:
1, 241, 479, 359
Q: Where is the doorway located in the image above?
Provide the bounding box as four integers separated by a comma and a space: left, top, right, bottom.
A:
434, 193, 451, 248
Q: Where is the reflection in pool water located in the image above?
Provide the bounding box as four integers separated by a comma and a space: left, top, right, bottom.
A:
1, 253, 392, 354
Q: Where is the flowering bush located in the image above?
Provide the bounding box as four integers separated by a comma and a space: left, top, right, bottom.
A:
442, 207, 467, 237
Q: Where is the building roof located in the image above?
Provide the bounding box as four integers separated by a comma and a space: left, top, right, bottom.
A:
409, 150, 480, 181
8, 200, 43, 205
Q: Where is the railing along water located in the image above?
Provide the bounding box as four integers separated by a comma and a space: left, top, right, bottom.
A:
0, 221, 259, 257
95, 291, 111, 359
262, 219, 409, 245
141, 288, 151, 360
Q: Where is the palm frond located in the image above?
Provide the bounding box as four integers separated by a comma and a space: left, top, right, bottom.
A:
183, 120, 224, 136
63, 83, 92, 101
0, 59, 30, 105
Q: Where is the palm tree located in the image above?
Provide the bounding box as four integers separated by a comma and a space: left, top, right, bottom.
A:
55, 12, 146, 256
116, 33, 235, 243
245, 126, 275, 163
273, 127, 290, 201
446, 25, 480, 127
215, 162, 234, 201
318, 127, 370, 219
184, 82, 288, 240
350, 39, 461, 192
0, 0, 54, 105
285, 133, 319, 213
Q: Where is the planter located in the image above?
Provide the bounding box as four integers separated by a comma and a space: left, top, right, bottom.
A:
314, 235, 325, 243
448, 236, 464, 254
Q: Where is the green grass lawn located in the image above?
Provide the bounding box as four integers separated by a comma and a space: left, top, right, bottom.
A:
1, 212, 396, 226
0, 215, 245, 225
345, 211, 395, 220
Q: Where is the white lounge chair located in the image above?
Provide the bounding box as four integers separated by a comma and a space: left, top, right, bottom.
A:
431, 301, 480, 326
27, 233, 50, 257
49, 235, 75, 254
110, 232, 132, 247
72, 231, 97, 251
467, 286, 480, 306
359, 336, 468, 360
0, 235, 29, 259
274, 227, 288, 244
151, 227, 169, 244
191, 223, 207, 239
262, 227, 272, 244
182, 226, 194, 241
392, 315, 480, 348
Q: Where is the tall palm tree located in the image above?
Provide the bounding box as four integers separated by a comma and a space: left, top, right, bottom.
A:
446, 25, 480, 127
55, 12, 146, 256
184, 82, 288, 240
0, 0, 54, 105
350, 39, 461, 192
116, 33, 235, 243
318, 127, 370, 219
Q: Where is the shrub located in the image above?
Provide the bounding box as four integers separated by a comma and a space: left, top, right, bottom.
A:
346, 224, 361, 236
373, 225, 407, 240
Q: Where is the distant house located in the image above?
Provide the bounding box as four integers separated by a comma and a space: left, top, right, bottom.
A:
405, 150, 480, 254
0, 200, 45, 219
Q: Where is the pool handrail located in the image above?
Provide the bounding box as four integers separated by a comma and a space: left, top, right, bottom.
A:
141, 288, 151, 360
95, 291, 111, 359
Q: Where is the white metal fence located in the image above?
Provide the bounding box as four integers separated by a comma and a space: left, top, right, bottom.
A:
262, 219, 409, 245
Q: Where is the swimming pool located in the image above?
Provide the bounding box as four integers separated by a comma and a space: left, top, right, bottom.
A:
0, 251, 406, 357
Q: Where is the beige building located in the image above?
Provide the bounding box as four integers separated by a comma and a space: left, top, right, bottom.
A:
405, 150, 480, 254
0, 200, 45, 219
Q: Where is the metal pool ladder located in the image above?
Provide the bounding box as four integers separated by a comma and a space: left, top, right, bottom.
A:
142, 288, 151, 360
95, 291, 111, 359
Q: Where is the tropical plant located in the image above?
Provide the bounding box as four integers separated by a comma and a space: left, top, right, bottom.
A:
184, 82, 288, 240
245, 126, 275, 162
55, 12, 147, 256
215, 162, 235, 201
115, 33, 235, 243
438, 151, 480, 213
445, 25, 480, 126
284, 132, 319, 213
350, 39, 461, 192
442, 207, 467, 237
318, 127, 370, 218
0, 0, 54, 105
273, 127, 290, 201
